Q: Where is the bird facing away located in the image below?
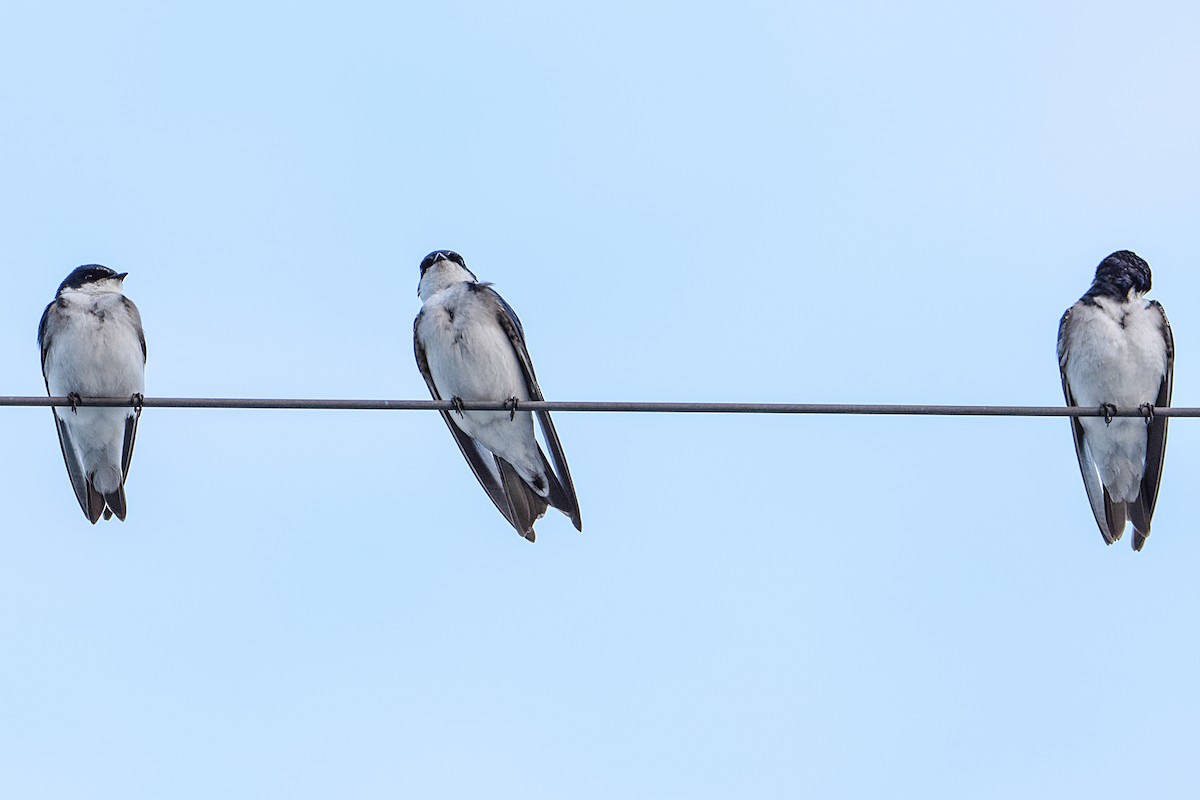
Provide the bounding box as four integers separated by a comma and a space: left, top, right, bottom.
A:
38, 265, 147, 523
414, 250, 582, 541
1058, 250, 1173, 551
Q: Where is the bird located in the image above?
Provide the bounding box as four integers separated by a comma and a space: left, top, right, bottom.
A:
38, 265, 147, 523
414, 250, 582, 541
1057, 250, 1173, 550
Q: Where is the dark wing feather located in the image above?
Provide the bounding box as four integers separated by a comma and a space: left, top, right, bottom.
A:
105, 409, 135, 521
51, 410, 105, 524
442, 411, 527, 535
41, 303, 104, 523
110, 297, 142, 520
415, 313, 530, 536
122, 297, 147, 362
121, 412, 140, 480
488, 287, 582, 531
1130, 301, 1174, 550
37, 301, 55, 366
1058, 306, 1119, 545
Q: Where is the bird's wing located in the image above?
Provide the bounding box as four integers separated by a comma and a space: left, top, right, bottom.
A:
120, 300, 144, 481
115, 296, 144, 512
120, 412, 140, 482
50, 410, 106, 524
487, 287, 582, 531
121, 296, 147, 362
414, 312, 529, 535
1137, 300, 1173, 526
1058, 305, 1120, 544
37, 300, 56, 371
39, 301, 104, 523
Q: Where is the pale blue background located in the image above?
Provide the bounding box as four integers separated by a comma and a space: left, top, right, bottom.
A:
1, 2, 1198, 797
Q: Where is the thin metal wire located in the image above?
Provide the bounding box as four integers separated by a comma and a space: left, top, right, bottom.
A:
0, 396, 1194, 417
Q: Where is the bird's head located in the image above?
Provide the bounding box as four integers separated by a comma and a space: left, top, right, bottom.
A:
418, 250, 477, 300
57, 264, 128, 296
1091, 250, 1152, 299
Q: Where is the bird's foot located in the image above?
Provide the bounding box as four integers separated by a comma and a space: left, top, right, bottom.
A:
67, 392, 82, 413
1100, 403, 1117, 426
131, 393, 145, 417
450, 396, 465, 417
1139, 402, 1155, 425
505, 397, 519, 421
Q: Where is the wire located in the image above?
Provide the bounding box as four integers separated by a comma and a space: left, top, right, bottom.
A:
0, 396, 1193, 417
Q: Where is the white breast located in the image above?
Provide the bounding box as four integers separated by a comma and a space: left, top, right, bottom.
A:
1063, 295, 1168, 502
417, 283, 542, 475
1063, 296, 1166, 408
418, 285, 529, 403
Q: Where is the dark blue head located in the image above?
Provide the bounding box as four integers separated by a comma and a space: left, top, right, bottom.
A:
57, 264, 126, 295
1087, 250, 1152, 299
419, 250, 468, 278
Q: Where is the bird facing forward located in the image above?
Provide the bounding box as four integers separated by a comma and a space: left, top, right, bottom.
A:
1058, 250, 1173, 550
38, 265, 146, 523
414, 250, 581, 541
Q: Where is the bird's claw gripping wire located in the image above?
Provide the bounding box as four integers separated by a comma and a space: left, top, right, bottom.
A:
450, 396, 465, 418
1101, 403, 1118, 425
131, 393, 145, 418
67, 392, 82, 413
505, 397, 519, 421
1139, 403, 1155, 426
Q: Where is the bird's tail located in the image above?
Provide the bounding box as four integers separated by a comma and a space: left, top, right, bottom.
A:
83, 481, 106, 524
104, 484, 127, 522
498, 458, 547, 542
1100, 486, 1126, 546
90, 463, 128, 522
1128, 493, 1152, 552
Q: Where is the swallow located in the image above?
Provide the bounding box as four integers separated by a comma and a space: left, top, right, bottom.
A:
1058, 250, 1173, 550
38, 265, 147, 523
414, 250, 582, 541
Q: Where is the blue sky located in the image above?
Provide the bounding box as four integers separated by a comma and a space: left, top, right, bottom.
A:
2, 2, 1199, 797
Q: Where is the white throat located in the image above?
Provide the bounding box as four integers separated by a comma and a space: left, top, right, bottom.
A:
418, 261, 476, 301
64, 277, 126, 297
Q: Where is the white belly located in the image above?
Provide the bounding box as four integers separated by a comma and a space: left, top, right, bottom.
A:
418, 289, 541, 474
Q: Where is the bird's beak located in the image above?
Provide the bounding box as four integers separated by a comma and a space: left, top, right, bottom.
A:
115, 272, 129, 281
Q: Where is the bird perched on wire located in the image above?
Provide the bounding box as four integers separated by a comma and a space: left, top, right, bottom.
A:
1058, 250, 1173, 550
414, 250, 582, 541
38, 265, 146, 523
